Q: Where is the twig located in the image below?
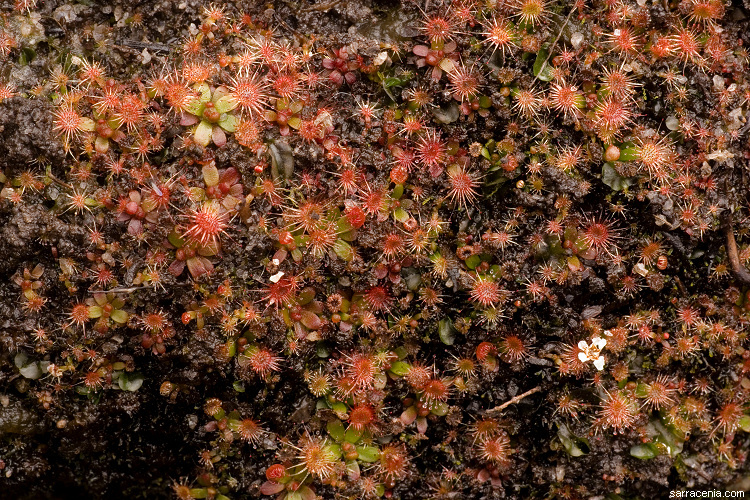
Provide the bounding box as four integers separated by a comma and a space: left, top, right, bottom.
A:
723, 213, 750, 284
532, 7, 577, 84
119, 39, 171, 54
302, 0, 341, 12
486, 385, 542, 413
46, 172, 73, 190
86, 283, 191, 294
87, 286, 153, 294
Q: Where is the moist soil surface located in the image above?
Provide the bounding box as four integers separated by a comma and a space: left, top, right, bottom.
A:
2, 0, 750, 499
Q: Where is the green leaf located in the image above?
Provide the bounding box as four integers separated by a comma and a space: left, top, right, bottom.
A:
557, 423, 590, 457
430, 401, 449, 416
300, 310, 323, 330
465, 254, 481, 269
346, 459, 361, 480
14, 352, 28, 369
344, 426, 363, 443
327, 419, 346, 442
333, 239, 354, 262
79, 117, 96, 132
94, 136, 110, 153
630, 443, 658, 460
601, 162, 633, 191
435, 56, 453, 73
400, 405, 417, 425
194, 120, 213, 147
214, 95, 238, 114
19, 361, 43, 380
185, 98, 204, 116
202, 163, 220, 186
438, 317, 456, 345
212, 85, 229, 101
117, 372, 144, 392
393, 207, 409, 223
355, 445, 380, 463
739, 415, 750, 432
168, 231, 185, 248
431, 101, 459, 124
218, 113, 237, 132
111, 309, 128, 324
649, 417, 684, 458
634, 382, 649, 399
316, 343, 330, 358
212, 126, 226, 147
533, 49, 553, 81
288, 116, 301, 130
328, 443, 342, 459
299, 486, 317, 500
618, 146, 639, 162
336, 216, 354, 234
331, 401, 348, 418
190, 489, 209, 499
19, 47, 36, 65
195, 82, 211, 102
389, 361, 410, 376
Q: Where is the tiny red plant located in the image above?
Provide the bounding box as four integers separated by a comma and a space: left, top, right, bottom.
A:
446, 165, 480, 209
265, 464, 286, 482
419, 376, 451, 409
233, 418, 264, 443
499, 335, 529, 363
447, 64, 481, 102
580, 216, 620, 256
469, 276, 503, 308
348, 404, 377, 432
229, 73, 269, 116
68, 303, 90, 329
363, 286, 393, 312
548, 81, 584, 121
606, 26, 642, 56
263, 274, 300, 309
378, 444, 409, 484
296, 436, 338, 480
712, 401, 745, 437
183, 202, 231, 247
241, 345, 282, 380
482, 16, 516, 56
342, 352, 378, 393
416, 129, 447, 174
642, 375, 677, 410
513, 0, 547, 26
477, 433, 511, 465
421, 12, 456, 44
597, 390, 638, 434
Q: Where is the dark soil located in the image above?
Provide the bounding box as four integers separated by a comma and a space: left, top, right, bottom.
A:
2, 0, 750, 499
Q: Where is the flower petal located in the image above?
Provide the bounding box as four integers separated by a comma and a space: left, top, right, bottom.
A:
594, 356, 606, 371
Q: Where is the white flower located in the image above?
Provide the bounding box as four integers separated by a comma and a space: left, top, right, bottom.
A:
593, 356, 606, 371
269, 271, 285, 283
577, 336, 607, 371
